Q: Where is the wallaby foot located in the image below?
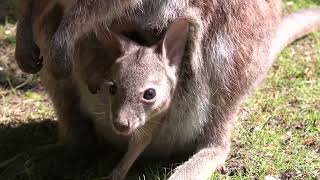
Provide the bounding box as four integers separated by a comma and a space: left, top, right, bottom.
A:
15, 42, 43, 74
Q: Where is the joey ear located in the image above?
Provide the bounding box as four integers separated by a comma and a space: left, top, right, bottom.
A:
95, 24, 131, 58
157, 18, 190, 67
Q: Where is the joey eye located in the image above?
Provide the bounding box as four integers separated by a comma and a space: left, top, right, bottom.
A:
143, 88, 156, 100
109, 82, 117, 95
109, 85, 117, 94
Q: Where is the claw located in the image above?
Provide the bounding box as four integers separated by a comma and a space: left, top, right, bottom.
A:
31, 41, 41, 62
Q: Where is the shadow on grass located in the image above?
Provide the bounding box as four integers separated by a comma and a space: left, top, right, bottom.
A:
0, 119, 58, 162
0, 118, 180, 180
0, 119, 116, 180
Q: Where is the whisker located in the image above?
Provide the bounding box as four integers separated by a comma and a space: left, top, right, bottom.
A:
149, 120, 161, 125
134, 127, 148, 141
92, 111, 106, 115
95, 103, 107, 108
104, 80, 115, 86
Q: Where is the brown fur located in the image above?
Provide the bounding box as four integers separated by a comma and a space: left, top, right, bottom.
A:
15, 0, 42, 74
91, 19, 190, 179
15, 0, 320, 179
14, 0, 158, 75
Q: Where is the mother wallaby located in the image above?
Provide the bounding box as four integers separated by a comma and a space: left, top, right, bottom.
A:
14, 0, 320, 179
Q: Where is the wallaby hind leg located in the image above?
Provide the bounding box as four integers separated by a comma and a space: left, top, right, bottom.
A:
15, 0, 43, 74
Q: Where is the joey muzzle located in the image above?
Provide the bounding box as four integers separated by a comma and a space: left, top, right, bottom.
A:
112, 119, 130, 134
112, 111, 139, 135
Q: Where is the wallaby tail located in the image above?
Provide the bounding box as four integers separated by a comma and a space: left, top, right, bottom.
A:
270, 8, 320, 62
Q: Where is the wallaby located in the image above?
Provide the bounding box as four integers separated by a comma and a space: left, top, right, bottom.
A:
12, 0, 320, 179
12, 2, 162, 179
15, 0, 176, 77
86, 11, 320, 179
85, 20, 189, 179
43, 0, 209, 79
15, 0, 76, 73
14, 0, 159, 75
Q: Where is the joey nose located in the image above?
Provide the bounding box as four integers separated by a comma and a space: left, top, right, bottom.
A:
113, 120, 130, 133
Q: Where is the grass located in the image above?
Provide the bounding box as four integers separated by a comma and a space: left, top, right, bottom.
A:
0, 0, 319, 179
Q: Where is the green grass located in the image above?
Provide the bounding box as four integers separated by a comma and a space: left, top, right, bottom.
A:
0, 0, 319, 180
283, 0, 320, 10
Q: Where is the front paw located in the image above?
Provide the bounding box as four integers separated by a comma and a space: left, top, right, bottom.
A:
15, 42, 43, 74
47, 37, 73, 79
168, 171, 191, 180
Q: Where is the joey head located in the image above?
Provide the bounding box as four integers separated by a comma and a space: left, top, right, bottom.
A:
94, 19, 189, 136
90, 19, 189, 180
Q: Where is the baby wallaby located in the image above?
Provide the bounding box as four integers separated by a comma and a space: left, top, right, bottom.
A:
93, 19, 189, 179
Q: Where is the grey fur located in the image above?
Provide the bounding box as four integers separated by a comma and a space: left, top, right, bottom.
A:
16, 0, 320, 180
